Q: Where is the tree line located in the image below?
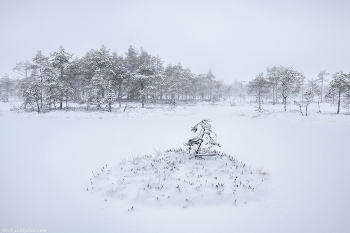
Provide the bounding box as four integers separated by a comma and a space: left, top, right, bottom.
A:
247, 66, 350, 114
1, 45, 349, 114
0, 45, 232, 112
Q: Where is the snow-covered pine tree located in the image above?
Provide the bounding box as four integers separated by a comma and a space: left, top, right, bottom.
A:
213, 80, 224, 102
105, 81, 116, 112
342, 84, 350, 113
50, 46, 73, 109
86, 45, 112, 72
307, 78, 322, 112
0, 74, 14, 102
31, 50, 49, 110
22, 81, 41, 113
205, 69, 215, 101
325, 71, 349, 114
65, 56, 83, 102
278, 66, 301, 111
247, 73, 269, 112
87, 69, 108, 110
185, 119, 220, 157
42, 66, 60, 109
317, 70, 330, 103
266, 66, 280, 105
125, 46, 140, 73
299, 73, 307, 100
109, 52, 129, 107
135, 50, 157, 108
154, 56, 165, 99
296, 89, 314, 116
13, 60, 34, 101
13, 60, 33, 80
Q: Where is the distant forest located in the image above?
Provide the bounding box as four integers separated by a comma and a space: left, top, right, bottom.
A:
0, 45, 349, 114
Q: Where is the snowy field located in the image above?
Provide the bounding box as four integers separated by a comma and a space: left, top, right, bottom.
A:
1, 101, 350, 233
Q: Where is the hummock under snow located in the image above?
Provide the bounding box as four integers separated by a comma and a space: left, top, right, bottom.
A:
88, 148, 268, 208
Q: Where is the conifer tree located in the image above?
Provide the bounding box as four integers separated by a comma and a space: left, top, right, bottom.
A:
31, 50, 49, 109
0, 74, 14, 102
185, 119, 220, 156
278, 66, 301, 111
317, 70, 329, 102
248, 73, 269, 112
325, 71, 349, 114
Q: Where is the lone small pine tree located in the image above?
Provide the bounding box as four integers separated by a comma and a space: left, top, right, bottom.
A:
185, 119, 220, 155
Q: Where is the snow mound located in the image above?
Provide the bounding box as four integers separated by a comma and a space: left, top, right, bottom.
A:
87, 149, 268, 208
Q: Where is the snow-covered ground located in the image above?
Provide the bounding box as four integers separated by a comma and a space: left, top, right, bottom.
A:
1, 101, 349, 233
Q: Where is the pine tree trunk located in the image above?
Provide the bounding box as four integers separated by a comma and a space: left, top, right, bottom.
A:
320, 81, 323, 102
118, 84, 122, 108
337, 89, 341, 114
318, 100, 321, 113
306, 105, 308, 116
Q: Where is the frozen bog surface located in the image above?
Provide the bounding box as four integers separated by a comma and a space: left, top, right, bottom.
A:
0, 101, 350, 233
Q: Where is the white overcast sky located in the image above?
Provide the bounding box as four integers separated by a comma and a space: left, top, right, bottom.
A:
0, 0, 349, 83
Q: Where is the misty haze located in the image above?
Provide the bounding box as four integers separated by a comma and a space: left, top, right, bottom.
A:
0, 1, 349, 233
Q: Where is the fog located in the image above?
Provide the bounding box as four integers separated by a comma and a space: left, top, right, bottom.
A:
1, 0, 349, 83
